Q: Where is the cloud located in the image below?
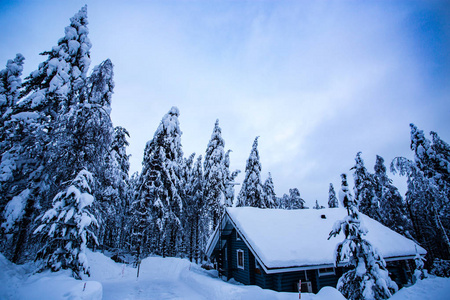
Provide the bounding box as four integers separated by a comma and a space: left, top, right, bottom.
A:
1, 1, 449, 206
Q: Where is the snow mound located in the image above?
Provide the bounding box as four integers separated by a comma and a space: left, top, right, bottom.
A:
2, 250, 450, 300
317, 286, 346, 300
0, 252, 102, 300
390, 277, 450, 300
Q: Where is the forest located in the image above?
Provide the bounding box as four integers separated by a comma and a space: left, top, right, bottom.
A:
1, 5, 449, 286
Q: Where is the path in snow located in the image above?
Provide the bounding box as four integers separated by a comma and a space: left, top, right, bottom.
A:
102, 278, 206, 300
1, 250, 450, 300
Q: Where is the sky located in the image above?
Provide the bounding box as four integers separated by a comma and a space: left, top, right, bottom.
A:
1, 0, 449, 206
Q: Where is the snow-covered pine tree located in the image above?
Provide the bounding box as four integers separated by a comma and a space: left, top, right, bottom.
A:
429, 131, 450, 229
413, 246, 427, 282
223, 150, 240, 207
328, 183, 339, 208
0, 53, 25, 214
262, 172, 276, 209
430, 131, 450, 187
237, 137, 264, 208
99, 126, 130, 251
391, 156, 446, 262
0, 53, 25, 127
204, 120, 226, 230
288, 188, 306, 209
313, 200, 324, 209
329, 173, 398, 300
136, 107, 184, 257
130, 187, 151, 263
178, 153, 195, 257
182, 154, 205, 262
339, 173, 355, 209
1, 6, 96, 263
374, 155, 410, 237
279, 194, 289, 209
33, 169, 98, 279
392, 124, 450, 261
352, 152, 380, 221
20, 5, 91, 117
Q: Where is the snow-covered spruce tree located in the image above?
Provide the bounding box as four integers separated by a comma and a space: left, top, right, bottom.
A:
182, 154, 205, 262
392, 124, 450, 261
430, 131, 450, 188
279, 193, 289, 209
429, 131, 450, 223
288, 188, 306, 209
20, 5, 91, 117
223, 150, 240, 207
33, 169, 98, 279
313, 200, 324, 210
391, 156, 447, 262
0, 53, 25, 128
204, 119, 226, 230
129, 185, 151, 264
136, 107, 184, 257
374, 155, 410, 237
262, 172, 277, 209
36, 58, 114, 260
1, 6, 95, 263
237, 137, 264, 208
339, 173, 354, 209
413, 246, 427, 282
0, 53, 25, 214
328, 173, 398, 300
99, 126, 130, 251
352, 152, 381, 221
328, 183, 339, 208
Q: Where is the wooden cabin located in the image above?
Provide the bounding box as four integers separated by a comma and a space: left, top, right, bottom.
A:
206, 207, 426, 293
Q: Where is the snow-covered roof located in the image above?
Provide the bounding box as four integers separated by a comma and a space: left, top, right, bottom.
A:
207, 207, 426, 273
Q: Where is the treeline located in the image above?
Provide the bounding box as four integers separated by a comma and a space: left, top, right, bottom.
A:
0, 6, 308, 278
0, 6, 449, 279
345, 124, 450, 270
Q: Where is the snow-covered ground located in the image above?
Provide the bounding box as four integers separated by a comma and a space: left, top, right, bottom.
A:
0, 250, 449, 300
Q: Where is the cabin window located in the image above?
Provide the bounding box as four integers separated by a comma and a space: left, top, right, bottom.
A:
224, 246, 228, 263
255, 258, 260, 269
255, 258, 262, 274
237, 249, 244, 269
318, 267, 335, 276
236, 231, 241, 241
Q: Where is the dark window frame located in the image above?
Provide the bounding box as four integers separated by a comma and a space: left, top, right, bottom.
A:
237, 249, 244, 270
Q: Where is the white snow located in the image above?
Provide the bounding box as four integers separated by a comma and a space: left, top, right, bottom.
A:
220, 207, 426, 269
0, 249, 448, 300
390, 277, 450, 300
1, 189, 30, 232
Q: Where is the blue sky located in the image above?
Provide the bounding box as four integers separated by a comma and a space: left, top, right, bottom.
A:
1, 0, 449, 205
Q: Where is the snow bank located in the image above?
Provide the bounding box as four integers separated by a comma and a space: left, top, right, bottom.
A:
316, 286, 347, 300
390, 277, 450, 300
0, 252, 102, 300
3, 249, 448, 300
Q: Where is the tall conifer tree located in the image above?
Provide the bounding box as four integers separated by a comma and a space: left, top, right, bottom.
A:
328, 183, 339, 208
237, 137, 264, 208
392, 124, 450, 261
374, 155, 409, 237
136, 107, 184, 257
262, 172, 276, 208
352, 152, 380, 221
204, 120, 226, 229
329, 173, 398, 300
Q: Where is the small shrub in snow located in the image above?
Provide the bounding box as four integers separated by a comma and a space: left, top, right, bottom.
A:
413, 249, 427, 282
